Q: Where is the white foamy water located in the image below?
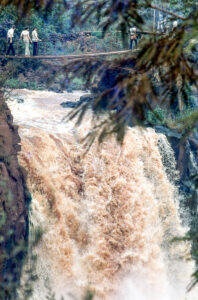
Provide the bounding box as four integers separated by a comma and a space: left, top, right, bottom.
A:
6, 89, 197, 300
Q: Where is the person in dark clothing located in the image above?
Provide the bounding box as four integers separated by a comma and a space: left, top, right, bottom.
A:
32, 28, 41, 56
6, 25, 16, 56
33, 41, 38, 56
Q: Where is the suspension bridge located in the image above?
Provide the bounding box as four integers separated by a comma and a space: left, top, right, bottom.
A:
0, 49, 139, 60
0, 29, 162, 60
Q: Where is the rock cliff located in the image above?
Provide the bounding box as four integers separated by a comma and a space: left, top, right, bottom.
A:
0, 94, 29, 299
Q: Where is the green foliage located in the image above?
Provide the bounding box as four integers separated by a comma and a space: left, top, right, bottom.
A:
91, 32, 103, 39
5, 78, 40, 90
146, 105, 198, 133
83, 290, 95, 300
5, 78, 26, 89
169, 109, 198, 138
0, 0, 69, 19
70, 77, 86, 90
146, 106, 168, 126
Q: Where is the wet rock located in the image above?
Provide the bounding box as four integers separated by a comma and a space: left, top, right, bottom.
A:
79, 94, 94, 103
60, 101, 77, 108
16, 98, 24, 104
60, 94, 94, 109
48, 84, 63, 93
0, 95, 29, 299
66, 87, 73, 93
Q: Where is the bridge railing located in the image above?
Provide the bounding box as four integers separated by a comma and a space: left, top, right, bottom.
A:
0, 32, 127, 56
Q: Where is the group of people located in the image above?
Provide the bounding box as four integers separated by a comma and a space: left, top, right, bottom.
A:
6, 25, 42, 56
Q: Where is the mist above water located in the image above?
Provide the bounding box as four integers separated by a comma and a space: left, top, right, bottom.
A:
7, 89, 197, 300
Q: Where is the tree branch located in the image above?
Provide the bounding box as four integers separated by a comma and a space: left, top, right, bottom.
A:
149, 4, 186, 21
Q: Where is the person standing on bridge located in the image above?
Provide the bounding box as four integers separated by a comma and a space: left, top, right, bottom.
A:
6, 25, 16, 56
172, 21, 178, 30
129, 27, 138, 50
32, 28, 41, 56
20, 28, 32, 56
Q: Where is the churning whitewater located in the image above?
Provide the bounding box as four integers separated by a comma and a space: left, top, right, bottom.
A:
7, 89, 196, 300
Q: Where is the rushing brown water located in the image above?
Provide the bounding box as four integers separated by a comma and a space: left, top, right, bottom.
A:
7, 89, 196, 300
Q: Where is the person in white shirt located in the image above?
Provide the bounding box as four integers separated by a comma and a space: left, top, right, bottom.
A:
32, 28, 41, 56
173, 20, 178, 30
20, 28, 32, 56
129, 27, 138, 50
6, 25, 16, 56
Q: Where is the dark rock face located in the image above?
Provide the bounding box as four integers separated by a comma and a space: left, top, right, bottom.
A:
0, 95, 29, 299
60, 94, 94, 108
91, 59, 136, 94
16, 98, 24, 104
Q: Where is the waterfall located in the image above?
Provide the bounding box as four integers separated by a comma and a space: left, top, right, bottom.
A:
7, 89, 197, 300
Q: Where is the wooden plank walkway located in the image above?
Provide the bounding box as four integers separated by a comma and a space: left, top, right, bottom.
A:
0, 49, 138, 60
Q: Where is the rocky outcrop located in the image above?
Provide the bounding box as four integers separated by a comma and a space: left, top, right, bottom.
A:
0, 94, 29, 299
60, 94, 94, 108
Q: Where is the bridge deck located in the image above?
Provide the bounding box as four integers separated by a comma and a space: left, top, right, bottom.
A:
0, 49, 138, 60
